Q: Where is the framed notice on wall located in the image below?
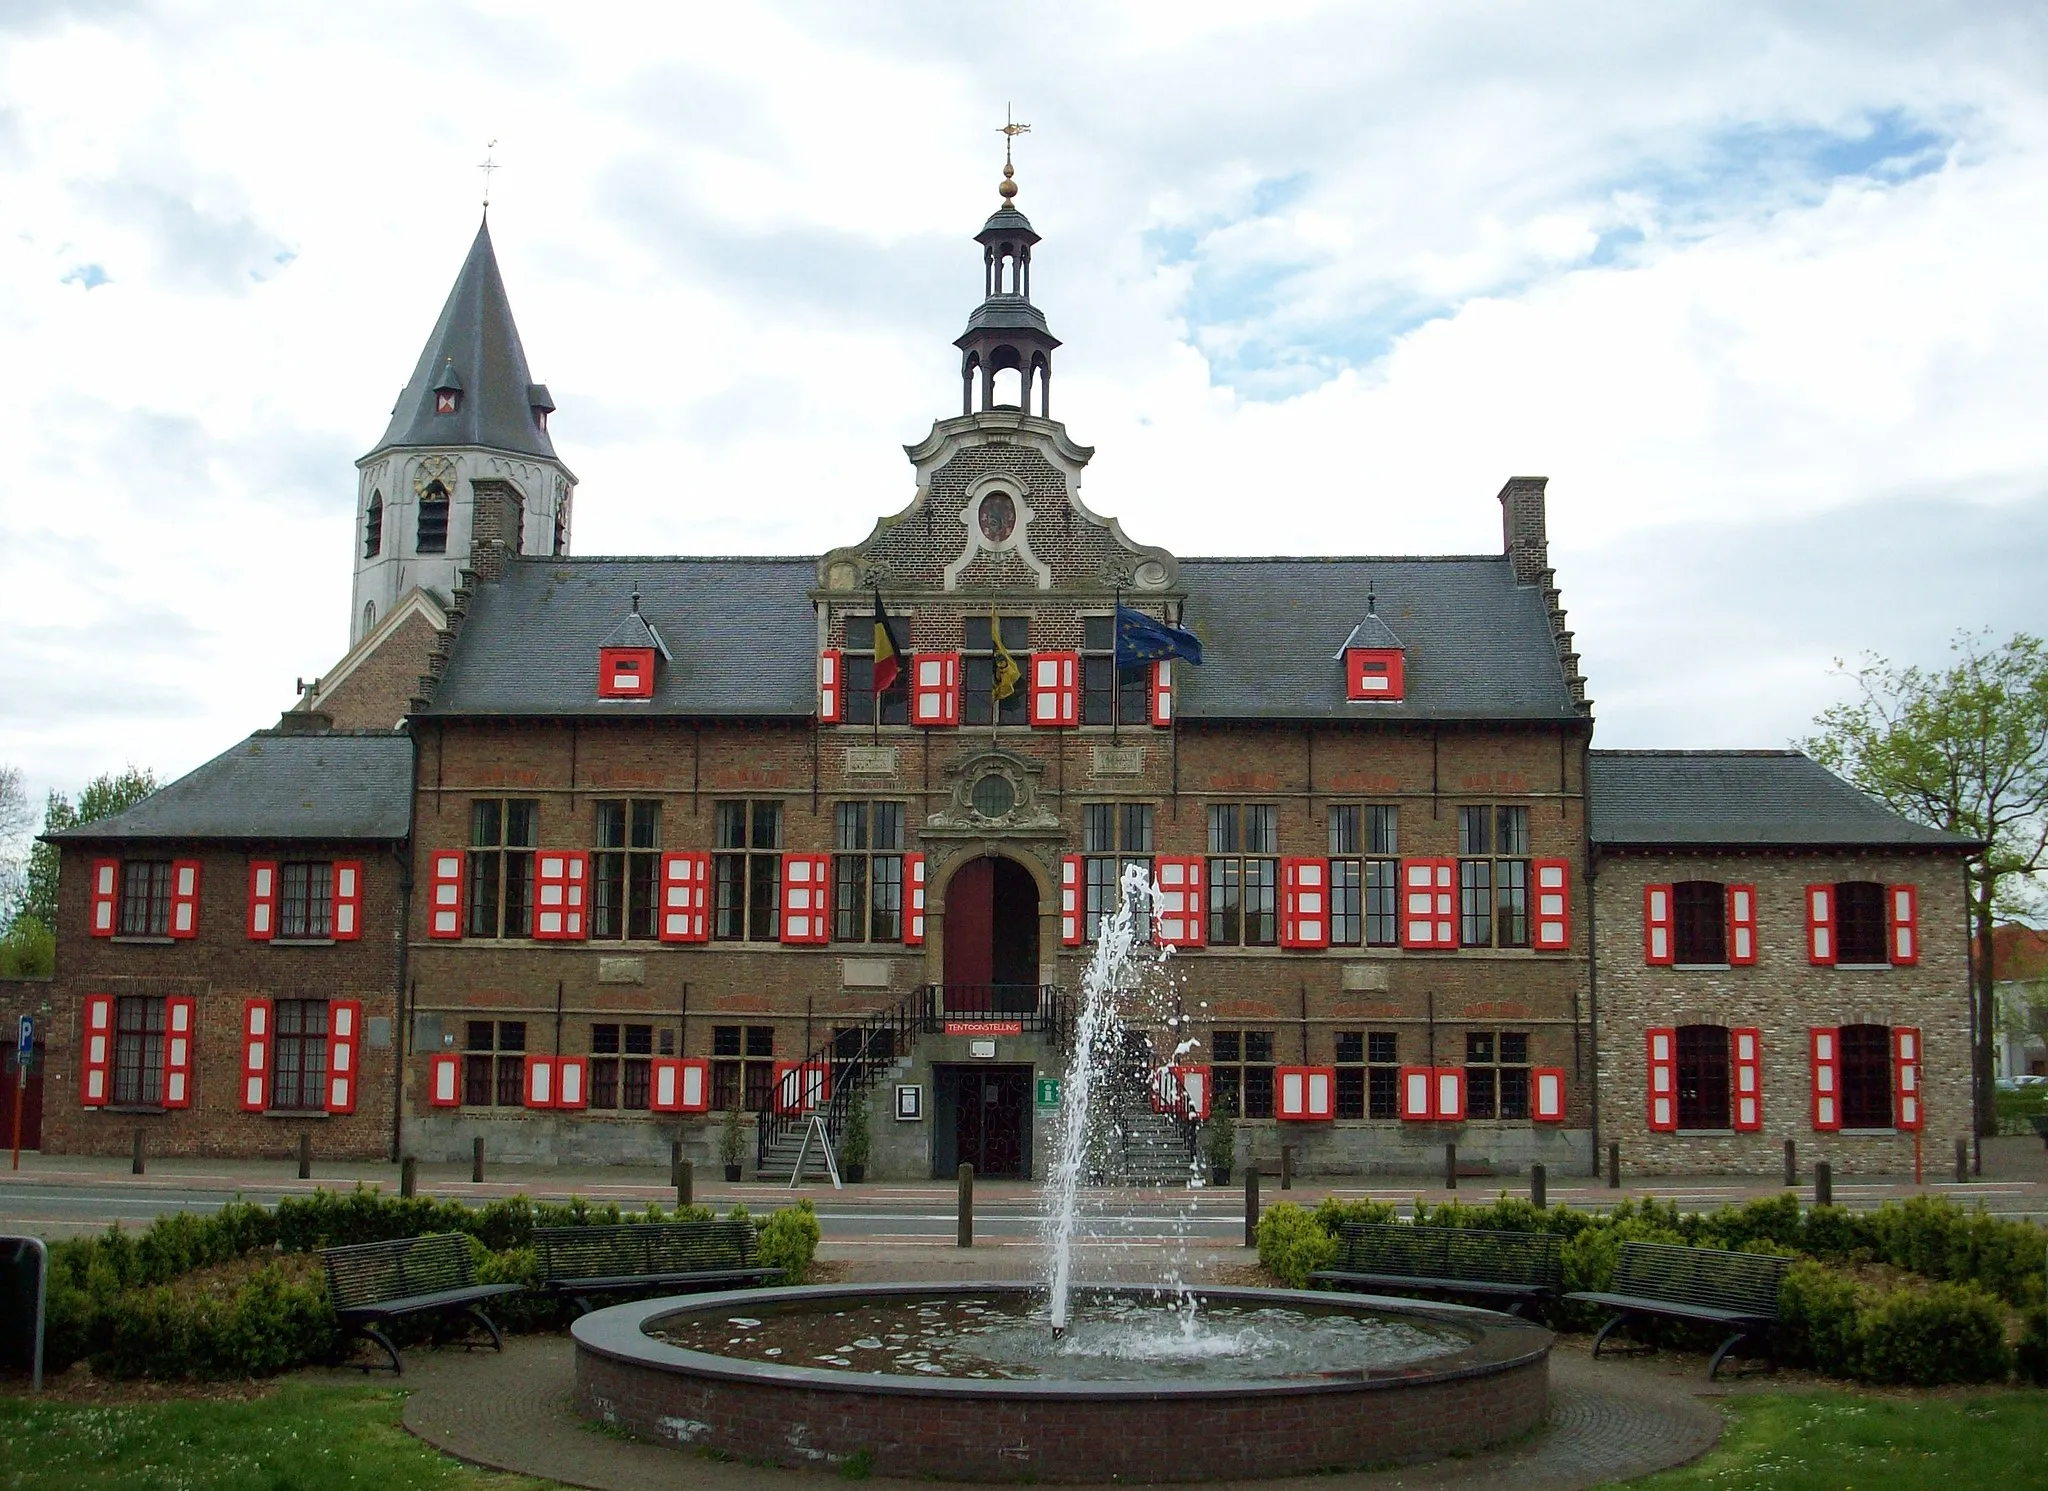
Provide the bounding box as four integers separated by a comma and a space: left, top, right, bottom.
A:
894, 1084, 923, 1122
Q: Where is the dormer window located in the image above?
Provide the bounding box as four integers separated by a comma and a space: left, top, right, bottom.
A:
599, 647, 655, 700
528, 383, 555, 436
436, 390, 460, 415
1346, 648, 1405, 701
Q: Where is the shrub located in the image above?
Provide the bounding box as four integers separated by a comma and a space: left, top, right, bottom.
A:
2017, 1307, 2048, 1386
1778, 1261, 1864, 1375
1309, 1195, 1396, 1236
1256, 1202, 1338, 1287
86, 1265, 337, 1380
758, 1200, 821, 1285
1856, 1282, 2012, 1387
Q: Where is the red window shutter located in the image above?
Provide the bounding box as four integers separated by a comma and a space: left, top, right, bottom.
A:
168, 859, 201, 939
162, 995, 196, 1109
1892, 1027, 1923, 1131
1153, 856, 1205, 948
325, 999, 361, 1114
775, 1061, 830, 1113
1643, 884, 1674, 965
1432, 1067, 1466, 1122
332, 860, 364, 940
1731, 1027, 1763, 1131
1532, 858, 1570, 950
818, 648, 843, 723
555, 1055, 589, 1110
1810, 1027, 1841, 1131
779, 852, 830, 943
247, 861, 278, 940
1398, 1066, 1433, 1121
534, 851, 589, 940
904, 853, 927, 945
427, 850, 465, 939
1168, 1066, 1212, 1120
653, 1058, 712, 1113
1398, 858, 1456, 948
912, 652, 962, 727
241, 998, 273, 1113
1060, 855, 1084, 945
1150, 661, 1173, 727
1887, 884, 1919, 966
659, 851, 711, 943
1806, 885, 1836, 965
1280, 857, 1331, 949
1032, 652, 1079, 727
89, 859, 119, 937
79, 993, 115, 1107
1646, 1027, 1677, 1131
1727, 884, 1758, 966
1531, 1067, 1566, 1122
524, 1055, 557, 1109
427, 1052, 461, 1108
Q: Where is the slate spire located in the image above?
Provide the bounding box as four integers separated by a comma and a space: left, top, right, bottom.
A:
367, 217, 557, 462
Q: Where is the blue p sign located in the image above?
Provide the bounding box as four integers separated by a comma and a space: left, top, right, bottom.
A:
15, 1017, 29, 1059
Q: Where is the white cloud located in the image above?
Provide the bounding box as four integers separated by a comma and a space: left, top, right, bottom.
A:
2, 1, 2046, 809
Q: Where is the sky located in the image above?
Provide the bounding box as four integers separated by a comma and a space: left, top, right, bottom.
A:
2, 1, 2046, 825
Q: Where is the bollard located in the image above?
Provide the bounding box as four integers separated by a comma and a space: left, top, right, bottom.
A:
677, 1160, 694, 1209
1445, 1143, 1458, 1191
297, 1131, 312, 1181
1954, 1137, 1969, 1185
1530, 1162, 1546, 1211
399, 1156, 417, 1198
1784, 1139, 1797, 1187
1245, 1165, 1261, 1248
671, 1140, 683, 1188
1607, 1141, 1620, 1190
471, 1135, 485, 1185
1280, 1145, 1293, 1191
1815, 1160, 1832, 1208
132, 1128, 145, 1176
957, 1163, 974, 1249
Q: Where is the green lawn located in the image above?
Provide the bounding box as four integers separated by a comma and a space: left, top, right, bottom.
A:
1625, 1390, 2048, 1489
0, 1383, 551, 1491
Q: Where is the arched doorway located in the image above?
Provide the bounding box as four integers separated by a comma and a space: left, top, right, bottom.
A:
942, 855, 1039, 1016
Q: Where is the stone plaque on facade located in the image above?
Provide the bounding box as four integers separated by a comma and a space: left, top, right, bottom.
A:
1341, 962, 1390, 992
845, 746, 898, 776
841, 958, 893, 989
1091, 745, 1145, 777
598, 956, 646, 985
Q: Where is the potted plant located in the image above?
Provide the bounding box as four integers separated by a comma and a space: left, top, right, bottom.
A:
1205, 1116, 1235, 1187
840, 1095, 871, 1183
720, 1105, 747, 1182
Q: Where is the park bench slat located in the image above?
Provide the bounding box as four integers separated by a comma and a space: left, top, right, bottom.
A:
319, 1232, 521, 1375
1563, 1240, 1790, 1380
1310, 1223, 1563, 1312
533, 1220, 781, 1311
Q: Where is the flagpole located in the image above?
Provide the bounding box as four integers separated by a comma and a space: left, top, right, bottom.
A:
1111, 582, 1122, 746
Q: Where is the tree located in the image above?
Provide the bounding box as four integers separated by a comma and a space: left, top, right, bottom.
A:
1801, 631, 2048, 1136
18, 766, 160, 932
0, 764, 29, 923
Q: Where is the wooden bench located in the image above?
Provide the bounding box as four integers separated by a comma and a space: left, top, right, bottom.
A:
1310, 1222, 1563, 1314
1566, 1239, 1790, 1379
321, 1232, 522, 1375
534, 1219, 782, 1315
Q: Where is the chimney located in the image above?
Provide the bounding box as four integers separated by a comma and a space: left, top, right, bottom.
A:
468, 478, 525, 583
1497, 476, 1549, 587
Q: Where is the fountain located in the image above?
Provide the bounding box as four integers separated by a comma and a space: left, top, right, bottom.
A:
572, 866, 1552, 1481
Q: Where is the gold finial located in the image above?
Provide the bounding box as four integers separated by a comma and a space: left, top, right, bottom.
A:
997, 103, 1030, 202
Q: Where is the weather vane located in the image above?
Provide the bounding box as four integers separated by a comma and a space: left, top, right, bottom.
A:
997, 104, 1030, 202
479, 140, 500, 210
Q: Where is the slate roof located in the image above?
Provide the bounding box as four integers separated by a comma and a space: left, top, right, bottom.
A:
1176, 556, 1580, 722
425, 558, 819, 717
1337, 612, 1405, 654
1588, 751, 1976, 851
977, 204, 1040, 243
368, 219, 559, 463
48, 733, 414, 843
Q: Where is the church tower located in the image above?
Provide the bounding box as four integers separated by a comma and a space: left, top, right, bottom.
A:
348, 219, 576, 647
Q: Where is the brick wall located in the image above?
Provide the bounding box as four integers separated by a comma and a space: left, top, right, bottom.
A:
1592, 851, 1972, 1176
315, 612, 440, 731
42, 841, 405, 1160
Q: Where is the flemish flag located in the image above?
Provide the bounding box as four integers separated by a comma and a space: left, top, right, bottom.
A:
871, 590, 905, 694
990, 609, 1021, 703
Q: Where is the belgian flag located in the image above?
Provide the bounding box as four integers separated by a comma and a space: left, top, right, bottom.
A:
871, 589, 905, 694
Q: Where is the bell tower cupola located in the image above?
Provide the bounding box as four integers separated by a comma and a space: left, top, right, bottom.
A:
954, 121, 1060, 417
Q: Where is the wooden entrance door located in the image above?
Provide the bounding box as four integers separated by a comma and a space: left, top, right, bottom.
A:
1, 1046, 44, 1152
943, 857, 1040, 1016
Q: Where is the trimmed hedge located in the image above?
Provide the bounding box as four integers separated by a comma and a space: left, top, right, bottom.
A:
1258, 1190, 2047, 1386
43, 1187, 820, 1380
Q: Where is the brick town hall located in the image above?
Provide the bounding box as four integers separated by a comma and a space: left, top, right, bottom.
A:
12, 160, 1977, 1183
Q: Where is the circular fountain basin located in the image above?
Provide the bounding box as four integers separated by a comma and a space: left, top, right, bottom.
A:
572, 1283, 1552, 1482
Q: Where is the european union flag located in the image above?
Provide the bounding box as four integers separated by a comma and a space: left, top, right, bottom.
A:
1114, 604, 1203, 667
